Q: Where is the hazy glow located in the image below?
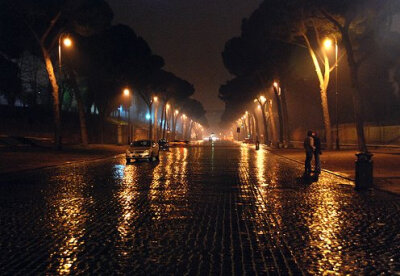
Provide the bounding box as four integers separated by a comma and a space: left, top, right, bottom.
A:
63, 37, 72, 47
324, 38, 333, 49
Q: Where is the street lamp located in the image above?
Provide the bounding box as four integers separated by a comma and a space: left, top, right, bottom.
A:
58, 34, 72, 71
123, 88, 132, 143
324, 37, 340, 150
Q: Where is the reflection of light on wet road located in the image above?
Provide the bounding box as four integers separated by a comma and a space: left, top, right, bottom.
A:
307, 186, 344, 273
255, 149, 266, 187
1, 141, 398, 275
116, 164, 140, 260
46, 172, 89, 275
149, 147, 189, 221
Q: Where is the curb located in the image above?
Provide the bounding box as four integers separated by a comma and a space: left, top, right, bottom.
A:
0, 153, 124, 180
258, 145, 355, 182
258, 145, 400, 196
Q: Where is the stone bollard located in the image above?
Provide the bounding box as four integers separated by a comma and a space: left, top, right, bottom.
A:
355, 152, 373, 190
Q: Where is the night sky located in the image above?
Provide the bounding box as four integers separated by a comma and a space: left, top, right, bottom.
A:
107, 0, 262, 129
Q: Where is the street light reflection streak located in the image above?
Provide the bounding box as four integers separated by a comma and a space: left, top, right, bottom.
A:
116, 164, 140, 261
46, 171, 89, 275
306, 186, 344, 272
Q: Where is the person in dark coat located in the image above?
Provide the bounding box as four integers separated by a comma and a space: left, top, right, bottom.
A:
303, 130, 315, 176
313, 131, 322, 173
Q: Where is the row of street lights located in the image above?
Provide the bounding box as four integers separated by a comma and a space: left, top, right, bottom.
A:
234, 36, 340, 149
121, 88, 203, 142
58, 34, 203, 143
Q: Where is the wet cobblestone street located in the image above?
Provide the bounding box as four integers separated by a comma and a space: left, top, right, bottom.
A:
0, 141, 399, 275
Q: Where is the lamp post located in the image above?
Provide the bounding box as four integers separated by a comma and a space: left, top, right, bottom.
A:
273, 82, 284, 148
123, 88, 132, 143
324, 37, 340, 150
58, 35, 72, 72
255, 95, 269, 145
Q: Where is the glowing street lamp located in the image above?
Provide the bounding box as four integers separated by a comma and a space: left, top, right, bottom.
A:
323, 38, 333, 50
63, 37, 72, 47
324, 36, 340, 150
123, 88, 130, 96
58, 35, 73, 71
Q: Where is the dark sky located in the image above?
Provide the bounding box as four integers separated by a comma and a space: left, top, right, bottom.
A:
107, 0, 262, 129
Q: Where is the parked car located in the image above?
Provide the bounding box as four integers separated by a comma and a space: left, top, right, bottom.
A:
169, 140, 189, 147
126, 140, 159, 163
158, 138, 169, 150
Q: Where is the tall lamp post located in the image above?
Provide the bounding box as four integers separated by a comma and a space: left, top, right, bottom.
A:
58, 35, 72, 71
56, 34, 72, 148
324, 37, 340, 150
123, 88, 132, 143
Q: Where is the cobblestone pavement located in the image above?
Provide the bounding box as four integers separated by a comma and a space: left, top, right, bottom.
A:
0, 141, 399, 275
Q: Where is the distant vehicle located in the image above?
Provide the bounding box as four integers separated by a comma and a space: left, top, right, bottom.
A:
126, 140, 159, 162
158, 138, 169, 150
169, 140, 189, 147
243, 138, 251, 144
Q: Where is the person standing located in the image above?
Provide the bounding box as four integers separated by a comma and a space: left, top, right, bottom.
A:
303, 130, 315, 176
313, 132, 322, 174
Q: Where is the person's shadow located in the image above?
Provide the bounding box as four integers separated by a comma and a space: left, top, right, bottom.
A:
296, 173, 320, 185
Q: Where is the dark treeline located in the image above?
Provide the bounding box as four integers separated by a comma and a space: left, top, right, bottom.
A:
0, 0, 208, 148
219, 0, 400, 151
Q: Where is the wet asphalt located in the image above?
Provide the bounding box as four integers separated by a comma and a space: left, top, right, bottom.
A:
0, 141, 399, 275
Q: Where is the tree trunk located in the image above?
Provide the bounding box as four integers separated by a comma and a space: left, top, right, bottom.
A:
153, 103, 158, 140
342, 30, 368, 152
320, 86, 332, 150
159, 103, 165, 140
187, 122, 193, 141
148, 103, 153, 141
280, 84, 290, 144
273, 87, 284, 145
163, 107, 169, 139
66, 67, 88, 146
303, 33, 333, 149
268, 101, 278, 146
41, 47, 62, 150
260, 105, 269, 144
172, 115, 177, 141
253, 111, 260, 141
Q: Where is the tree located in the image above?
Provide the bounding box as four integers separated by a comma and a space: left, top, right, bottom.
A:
147, 70, 194, 140
3, 0, 113, 149
240, 0, 340, 148
318, 0, 400, 152
75, 24, 164, 142
0, 58, 21, 105
180, 98, 208, 140
219, 75, 268, 142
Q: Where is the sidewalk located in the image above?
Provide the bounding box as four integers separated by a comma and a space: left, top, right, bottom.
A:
265, 146, 400, 195
0, 143, 127, 175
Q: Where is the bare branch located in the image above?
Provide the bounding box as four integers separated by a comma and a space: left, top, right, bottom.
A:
41, 12, 61, 45
319, 9, 344, 32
